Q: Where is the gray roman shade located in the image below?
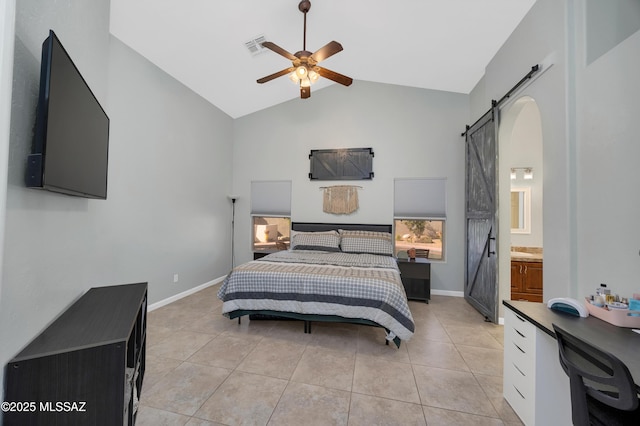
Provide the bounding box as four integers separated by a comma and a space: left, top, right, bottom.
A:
251, 180, 292, 216
394, 178, 446, 218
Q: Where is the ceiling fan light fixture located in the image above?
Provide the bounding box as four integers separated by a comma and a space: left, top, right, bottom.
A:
256, 0, 352, 99
300, 78, 311, 88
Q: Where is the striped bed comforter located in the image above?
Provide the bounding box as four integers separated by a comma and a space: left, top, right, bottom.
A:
217, 250, 414, 341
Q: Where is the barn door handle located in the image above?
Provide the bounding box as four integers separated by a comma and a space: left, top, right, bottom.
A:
487, 233, 496, 258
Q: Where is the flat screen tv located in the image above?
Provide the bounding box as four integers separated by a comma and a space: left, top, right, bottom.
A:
26, 30, 109, 200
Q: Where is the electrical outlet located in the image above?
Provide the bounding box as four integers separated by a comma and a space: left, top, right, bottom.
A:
173, 274, 179, 283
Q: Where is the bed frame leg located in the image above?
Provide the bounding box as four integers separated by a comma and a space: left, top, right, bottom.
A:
385, 339, 389, 346
238, 317, 241, 325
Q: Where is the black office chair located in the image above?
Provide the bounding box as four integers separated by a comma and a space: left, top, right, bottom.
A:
414, 249, 430, 259
552, 324, 640, 426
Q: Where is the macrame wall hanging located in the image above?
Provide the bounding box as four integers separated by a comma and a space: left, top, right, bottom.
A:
321, 185, 361, 215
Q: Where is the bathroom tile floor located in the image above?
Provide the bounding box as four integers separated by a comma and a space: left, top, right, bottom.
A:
136, 285, 523, 425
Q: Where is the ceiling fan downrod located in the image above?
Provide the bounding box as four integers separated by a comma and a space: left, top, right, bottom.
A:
299, 0, 311, 52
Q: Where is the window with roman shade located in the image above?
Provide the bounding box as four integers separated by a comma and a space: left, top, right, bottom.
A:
250, 180, 292, 253
393, 178, 446, 260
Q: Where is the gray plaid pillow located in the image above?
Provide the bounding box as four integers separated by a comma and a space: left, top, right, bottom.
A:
290, 230, 341, 252
339, 229, 394, 256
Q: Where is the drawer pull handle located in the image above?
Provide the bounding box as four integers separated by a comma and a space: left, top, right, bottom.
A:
513, 343, 525, 354
514, 385, 525, 400
514, 329, 525, 338
515, 314, 526, 322
513, 363, 526, 377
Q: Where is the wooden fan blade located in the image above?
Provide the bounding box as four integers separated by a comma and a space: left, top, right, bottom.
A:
261, 41, 297, 61
257, 67, 295, 84
301, 86, 311, 99
317, 67, 353, 86
310, 41, 343, 63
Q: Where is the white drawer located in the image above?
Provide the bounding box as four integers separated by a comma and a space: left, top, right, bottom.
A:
503, 306, 537, 425
504, 377, 534, 425
504, 356, 534, 398
505, 309, 536, 350
505, 340, 534, 378
506, 322, 535, 353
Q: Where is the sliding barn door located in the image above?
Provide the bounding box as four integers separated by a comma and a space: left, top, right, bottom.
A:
465, 107, 499, 323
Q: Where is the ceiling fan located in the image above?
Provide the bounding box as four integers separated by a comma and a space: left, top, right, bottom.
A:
257, 0, 353, 99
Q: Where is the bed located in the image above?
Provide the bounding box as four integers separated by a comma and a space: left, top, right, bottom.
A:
217, 222, 414, 347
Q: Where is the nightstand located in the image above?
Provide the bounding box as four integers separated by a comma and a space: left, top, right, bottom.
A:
396, 258, 431, 303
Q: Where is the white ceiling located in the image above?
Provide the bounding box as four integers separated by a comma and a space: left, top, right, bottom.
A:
109, 0, 536, 119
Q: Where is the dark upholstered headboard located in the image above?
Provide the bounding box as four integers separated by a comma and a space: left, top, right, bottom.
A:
291, 222, 392, 234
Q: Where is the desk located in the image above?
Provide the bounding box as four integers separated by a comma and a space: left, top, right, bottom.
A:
503, 300, 640, 425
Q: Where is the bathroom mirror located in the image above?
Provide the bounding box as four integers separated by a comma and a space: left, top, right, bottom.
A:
511, 186, 531, 234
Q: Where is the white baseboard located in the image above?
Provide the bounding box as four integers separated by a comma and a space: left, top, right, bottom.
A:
148, 275, 226, 311
431, 289, 464, 297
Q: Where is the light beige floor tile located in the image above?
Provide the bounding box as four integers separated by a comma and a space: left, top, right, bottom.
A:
147, 330, 215, 361
195, 371, 287, 426
268, 382, 350, 426
422, 406, 505, 426
356, 327, 411, 363
407, 302, 438, 322
146, 324, 177, 346
146, 289, 515, 425
291, 347, 355, 391
430, 302, 488, 322
142, 355, 182, 391
307, 323, 359, 353
486, 324, 504, 339
352, 355, 420, 404
148, 305, 210, 330
406, 340, 470, 371
170, 289, 221, 313
409, 321, 452, 343
474, 374, 522, 423
185, 418, 226, 426
457, 345, 504, 376
443, 325, 503, 350
180, 312, 226, 335
236, 337, 306, 379
142, 362, 231, 416
188, 333, 262, 369
491, 330, 504, 347
135, 406, 191, 426
348, 393, 426, 426
413, 365, 499, 418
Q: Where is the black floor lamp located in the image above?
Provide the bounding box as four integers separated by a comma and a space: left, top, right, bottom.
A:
228, 195, 238, 270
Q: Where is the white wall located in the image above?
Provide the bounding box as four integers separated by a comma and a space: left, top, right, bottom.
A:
0, 0, 233, 394
471, 0, 571, 311
474, 0, 640, 310
0, 0, 15, 306
232, 81, 469, 293
573, 1, 640, 298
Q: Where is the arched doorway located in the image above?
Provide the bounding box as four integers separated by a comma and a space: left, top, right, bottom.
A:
498, 96, 544, 304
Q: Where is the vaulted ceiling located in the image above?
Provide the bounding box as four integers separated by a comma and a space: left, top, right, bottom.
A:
110, 0, 536, 118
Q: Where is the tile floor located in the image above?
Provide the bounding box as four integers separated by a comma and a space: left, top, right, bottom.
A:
137, 285, 523, 425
